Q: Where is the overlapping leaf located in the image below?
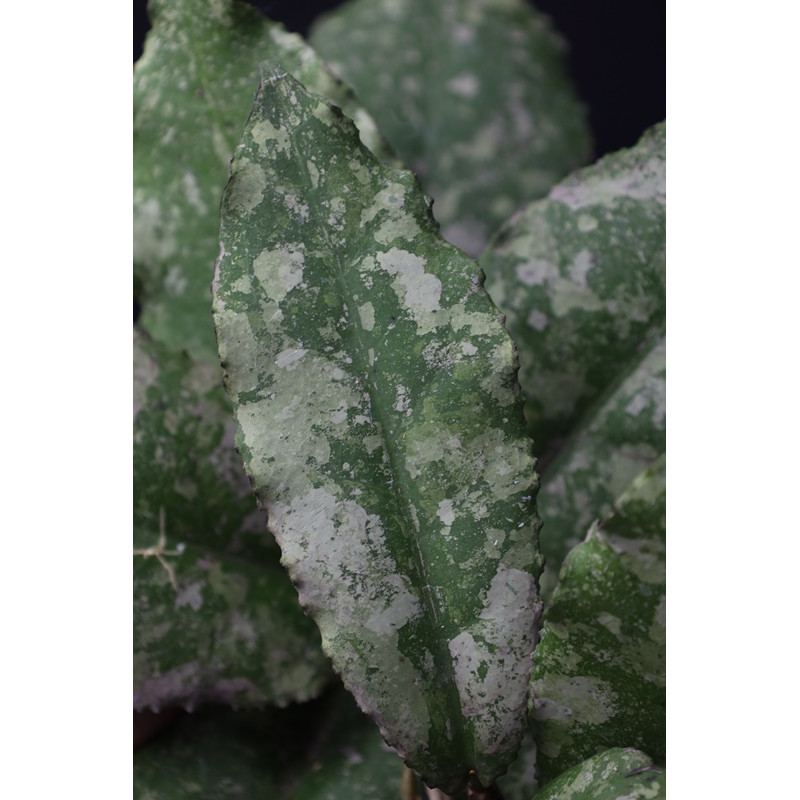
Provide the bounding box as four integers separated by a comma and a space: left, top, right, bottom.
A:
133, 706, 290, 799
535, 748, 665, 800
495, 729, 540, 800
481, 122, 666, 456
531, 457, 666, 784
133, 689, 405, 800
536, 333, 665, 598
134, 330, 331, 710
311, 0, 591, 256
134, 0, 394, 362
289, 689, 405, 800
212, 65, 543, 792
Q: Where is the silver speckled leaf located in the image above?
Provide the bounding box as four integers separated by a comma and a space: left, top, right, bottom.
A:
133, 329, 332, 711
134, 0, 395, 362
482, 122, 666, 456
311, 0, 591, 256
531, 457, 666, 784
534, 748, 665, 800
537, 333, 665, 598
212, 66, 543, 793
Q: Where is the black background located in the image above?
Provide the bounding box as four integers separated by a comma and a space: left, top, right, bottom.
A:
133, 0, 664, 160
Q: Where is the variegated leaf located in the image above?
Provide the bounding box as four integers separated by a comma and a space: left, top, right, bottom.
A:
481, 122, 666, 456
536, 333, 665, 598
311, 0, 591, 256
212, 65, 543, 793
133, 329, 332, 710
534, 748, 665, 800
134, 0, 395, 363
531, 457, 666, 784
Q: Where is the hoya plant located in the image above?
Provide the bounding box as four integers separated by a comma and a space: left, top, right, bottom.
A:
133, 1, 665, 798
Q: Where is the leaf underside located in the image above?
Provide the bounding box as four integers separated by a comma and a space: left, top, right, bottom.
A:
213, 65, 543, 792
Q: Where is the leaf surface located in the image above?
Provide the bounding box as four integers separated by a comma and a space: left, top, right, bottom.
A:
289, 689, 405, 800
133, 690, 404, 800
311, 0, 591, 256
536, 333, 665, 598
134, 0, 394, 362
212, 66, 543, 792
530, 457, 666, 784
133, 705, 291, 799
481, 122, 666, 455
133, 330, 331, 710
534, 748, 665, 800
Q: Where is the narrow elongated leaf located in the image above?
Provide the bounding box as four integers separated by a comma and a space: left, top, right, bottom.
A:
534, 748, 665, 800
537, 334, 665, 598
134, 0, 394, 362
531, 458, 666, 784
134, 329, 331, 710
481, 122, 666, 455
311, 0, 591, 256
212, 66, 543, 792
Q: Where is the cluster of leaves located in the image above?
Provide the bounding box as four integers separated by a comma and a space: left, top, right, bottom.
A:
133, 0, 665, 798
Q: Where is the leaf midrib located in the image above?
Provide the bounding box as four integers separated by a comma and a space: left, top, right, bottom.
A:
272, 73, 471, 772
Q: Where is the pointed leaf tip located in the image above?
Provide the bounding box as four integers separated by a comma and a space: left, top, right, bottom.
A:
213, 68, 543, 792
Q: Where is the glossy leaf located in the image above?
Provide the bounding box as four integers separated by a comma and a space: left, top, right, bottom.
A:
311, 0, 591, 256
481, 122, 666, 455
535, 748, 665, 800
212, 66, 543, 793
134, 0, 394, 362
537, 333, 665, 598
531, 457, 666, 784
133, 329, 331, 710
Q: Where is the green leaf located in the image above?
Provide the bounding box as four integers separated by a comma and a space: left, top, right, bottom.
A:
534, 748, 665, 800
134, 0, 395, 363
481, 122, 666, 455
495, 729, 539, 800
133, 705, 293, 798
311, 0, 591, 257
212, 66, 543, 793
537, 333, 665, 598
133, 329, 332, 710
530, 457, 666, 784
133, 689, 405, 800
289, 688, 406, 800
